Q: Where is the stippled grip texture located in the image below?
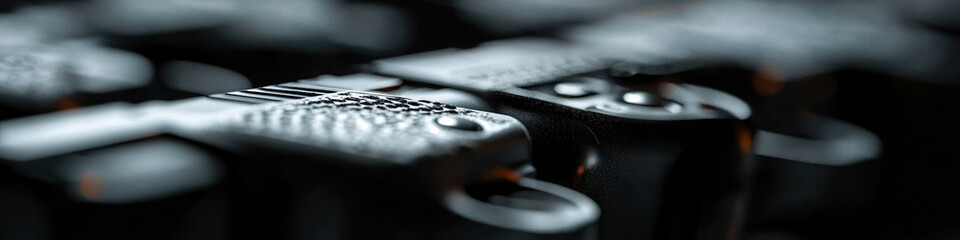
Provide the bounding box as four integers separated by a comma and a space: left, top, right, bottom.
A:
0, 47, 72, 102
215, 91, 521, 162
451, 54, 609, 89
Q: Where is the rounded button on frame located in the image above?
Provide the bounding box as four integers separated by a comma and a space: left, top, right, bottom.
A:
435, 116, 482, 131
553, 82, 595, 98
622, 91, 667, 107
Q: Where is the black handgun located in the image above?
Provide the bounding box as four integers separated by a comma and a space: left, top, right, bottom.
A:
0, 76, 599, 240
372, 38, 754, 240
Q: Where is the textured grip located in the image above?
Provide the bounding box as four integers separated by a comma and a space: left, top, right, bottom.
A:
0, 47, 72, 103
213, 91, 523, 163
449, 54, 609, 89
375, 38, 612, 91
